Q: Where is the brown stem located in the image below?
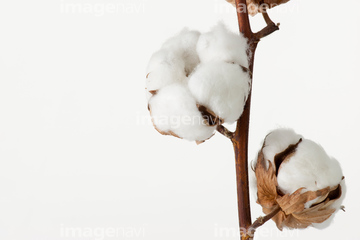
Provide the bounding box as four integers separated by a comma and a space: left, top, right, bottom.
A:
253, 23, 279, 41
234, 1, 256, 240
235, 0, 253, 38
253, 9, 280, 41
216, 125, 234, 140
233, 0, 279, 239
248, 205, 281, 236
262, 9, 273, 25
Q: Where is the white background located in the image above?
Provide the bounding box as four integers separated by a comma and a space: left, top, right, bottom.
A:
0, 0, 359, 239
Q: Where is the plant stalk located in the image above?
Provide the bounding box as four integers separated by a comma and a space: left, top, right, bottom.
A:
231, 1, 279, 239
233, 0, 257, 239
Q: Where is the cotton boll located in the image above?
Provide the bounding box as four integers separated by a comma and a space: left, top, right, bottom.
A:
197, 23, 248, 67
149, 83, 215, 141
277, 139, 343, 195
146, 50, 187, 95
256, 128, 345, 230
188, 61, 251, 123
162, 28, 201, 75
262, 128, 343, 196
262, 128, 303, 167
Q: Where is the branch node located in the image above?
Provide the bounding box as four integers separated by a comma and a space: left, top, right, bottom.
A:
216, 125, 234, 140
253, 6, 280, 41
256, 216, 264, 224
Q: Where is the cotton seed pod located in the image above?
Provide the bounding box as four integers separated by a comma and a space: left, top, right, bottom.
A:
226, 0, 290, 16
255, 129, 345, 230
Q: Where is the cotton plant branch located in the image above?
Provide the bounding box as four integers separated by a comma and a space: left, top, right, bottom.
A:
253, 10, 280, 41
233, 0, 279, 239
216, 125, 234, 140
146, 1, 345, 238
248, 205, 281, 236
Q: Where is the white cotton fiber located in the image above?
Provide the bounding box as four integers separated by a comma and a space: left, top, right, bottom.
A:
262, 128, 303, 167
162, 28, 201, 75
196, 23, 249, 68
262, 128, 343, 198
145, 28, 201, 99
149, 83, 215, 141
146, 50, 187, 95
188, 61, 251, 123
276, 139, 343, 195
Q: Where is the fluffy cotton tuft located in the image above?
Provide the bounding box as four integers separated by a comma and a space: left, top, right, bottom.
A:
196, 23, 249, 68
146, 29, 201, 101
277, 139, 343, 195
188, 61, 251, 123
149, 83, 215, 141
262, 128, 303, 167
263, 129, 343, 196
161, 28, 201, 75
146, 50, 187, 98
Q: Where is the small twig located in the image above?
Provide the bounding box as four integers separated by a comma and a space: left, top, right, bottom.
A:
253, 22, 279, 41
262, 10, 273, 25
258, 0, 278, 26
216, 125, 234, 140
247, 205, 281, 236
253, 9, 280, 41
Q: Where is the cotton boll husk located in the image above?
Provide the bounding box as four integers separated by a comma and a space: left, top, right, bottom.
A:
196, 23, 249, 68
313, 180, 346, 229
188, 61, 251, 123
146, 50, 187, 95
276, 139, 343, 196
148, 83, 215, 141
262, 128, 303, 168
161, 28, 201, 75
